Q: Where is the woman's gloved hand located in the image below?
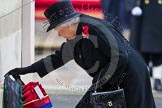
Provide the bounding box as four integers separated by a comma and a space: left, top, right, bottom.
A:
5, 65, 36, 76
131, 6, 143, 16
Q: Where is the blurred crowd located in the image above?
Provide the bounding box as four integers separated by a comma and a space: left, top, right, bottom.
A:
100, 0, 162, 91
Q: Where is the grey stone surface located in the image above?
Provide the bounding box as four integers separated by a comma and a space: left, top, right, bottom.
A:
48, 94, 162, 108
0, 88, 162, 108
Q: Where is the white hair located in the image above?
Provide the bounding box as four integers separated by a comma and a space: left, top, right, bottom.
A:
60, 17, 80, 27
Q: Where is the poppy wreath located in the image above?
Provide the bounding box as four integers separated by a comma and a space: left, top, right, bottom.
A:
22, 82, 53, 108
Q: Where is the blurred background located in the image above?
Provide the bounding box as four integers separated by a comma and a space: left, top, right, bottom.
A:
0, 0, 162, 107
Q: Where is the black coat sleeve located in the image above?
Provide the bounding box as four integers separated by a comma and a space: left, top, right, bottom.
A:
32, 43, 65, 78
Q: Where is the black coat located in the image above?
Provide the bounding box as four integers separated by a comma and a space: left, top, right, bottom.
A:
130, 0, 162, 53
32, 14, 156, 108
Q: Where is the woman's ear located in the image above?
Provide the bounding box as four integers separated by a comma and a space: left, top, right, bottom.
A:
69, 23, 73, 30
69, 22, 77, 31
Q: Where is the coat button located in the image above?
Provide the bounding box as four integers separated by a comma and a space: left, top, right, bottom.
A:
107, 101, 113, 107
158, 0, 162, 4
145, 0, 150, 4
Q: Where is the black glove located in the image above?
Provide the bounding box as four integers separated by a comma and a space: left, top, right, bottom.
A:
5, 65, 36, 76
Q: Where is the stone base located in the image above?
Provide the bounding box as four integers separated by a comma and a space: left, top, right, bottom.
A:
0, 88, 3, 108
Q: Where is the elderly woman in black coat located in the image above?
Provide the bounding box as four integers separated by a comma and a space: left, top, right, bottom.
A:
6, 1, 156, 108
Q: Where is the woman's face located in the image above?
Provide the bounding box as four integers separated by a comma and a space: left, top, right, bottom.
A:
55, 23, 78, 40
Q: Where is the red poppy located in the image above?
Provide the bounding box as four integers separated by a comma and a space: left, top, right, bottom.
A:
82, 25, 89, 38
